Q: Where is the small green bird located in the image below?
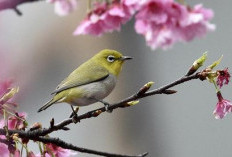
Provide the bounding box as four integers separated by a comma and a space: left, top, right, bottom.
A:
38, 49, 132, 113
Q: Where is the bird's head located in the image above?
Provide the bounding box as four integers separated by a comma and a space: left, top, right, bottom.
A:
93, 49, 132, 76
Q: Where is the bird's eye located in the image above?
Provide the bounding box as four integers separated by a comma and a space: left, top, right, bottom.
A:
107, 55, 115, 63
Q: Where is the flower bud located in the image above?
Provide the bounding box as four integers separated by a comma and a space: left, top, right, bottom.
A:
126, 100, 139, 106
137, 82, 154, 95
92, 110, 102, 117
206, 72, 217, 83
30, 122, 42, 131
186, 52, 207, 76
0, 87, 19, 104
207, 55, 223, 71
12, 133, 19, 141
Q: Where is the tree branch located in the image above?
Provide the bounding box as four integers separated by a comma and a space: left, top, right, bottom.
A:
0, 72, 201, 156
0, 0, 43, 14
34, 136, 148, 157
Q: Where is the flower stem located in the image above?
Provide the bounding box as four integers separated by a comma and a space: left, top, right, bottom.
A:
213, 80, 220, 93
3, 109, 6, 125
20, 144, 23, 157
16, 139, 29, 155
3, 109, 10, 139
38, 142, 43, 155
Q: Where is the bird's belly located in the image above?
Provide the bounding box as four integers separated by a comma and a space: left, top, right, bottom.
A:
69, 74, 116, 106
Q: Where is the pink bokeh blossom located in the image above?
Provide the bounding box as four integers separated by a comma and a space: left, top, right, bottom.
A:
74, 1, 133, 36
45, 143, 77, 157
0, 142, 9, 157
217, 68, 230, 88
134, 0, 215, 49
121, 0, 147, 14
47, 0, 77, 16
0, 120, 8, 157
0, 119, 17, 155
13, 149, 20, 157
74, 0, 214, 49
213, 92, 232, 119
8, 112, 27, 130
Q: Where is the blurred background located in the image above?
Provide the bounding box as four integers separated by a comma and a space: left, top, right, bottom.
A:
1, 0, 232, 156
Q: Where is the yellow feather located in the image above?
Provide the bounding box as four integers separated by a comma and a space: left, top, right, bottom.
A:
38, 49, 132, 112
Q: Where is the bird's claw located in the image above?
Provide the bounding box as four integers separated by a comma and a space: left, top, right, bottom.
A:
104, 103, 113, 113
69, 111, 78, 118
69, 106, 80, 123
72, 114, 79, 124
91, 98, 113, 113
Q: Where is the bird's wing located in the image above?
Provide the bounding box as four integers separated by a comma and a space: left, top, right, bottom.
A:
51, 62, 109, 94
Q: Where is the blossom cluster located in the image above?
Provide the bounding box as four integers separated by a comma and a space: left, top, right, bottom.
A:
47, 0, 77, 16
193, 53, 232, 119
47, 0, 215, 50
213, 68, 232, 119
186, 53, 232, 119
0, 81, 76, 157
0, 56, 231, 156
134, 1, 215, 49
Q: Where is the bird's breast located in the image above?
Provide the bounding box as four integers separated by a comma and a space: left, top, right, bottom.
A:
69, 74, 117, 106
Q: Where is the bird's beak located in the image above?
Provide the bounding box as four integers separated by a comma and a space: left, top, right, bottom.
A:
120, 56, 133, 61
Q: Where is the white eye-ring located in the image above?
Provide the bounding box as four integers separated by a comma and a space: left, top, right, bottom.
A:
107, 55, 116, 63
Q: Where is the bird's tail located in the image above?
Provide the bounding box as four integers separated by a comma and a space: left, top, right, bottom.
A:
38, 98, 60, 112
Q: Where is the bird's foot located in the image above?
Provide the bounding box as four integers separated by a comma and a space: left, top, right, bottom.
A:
69, 107, 79, 118
72, 114, 79, 124
91, 98, 113, 113
103, 102, 113, 113
69, 106, 80, 123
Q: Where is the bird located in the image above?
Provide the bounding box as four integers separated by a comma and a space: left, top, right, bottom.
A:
38, 49, 132, 115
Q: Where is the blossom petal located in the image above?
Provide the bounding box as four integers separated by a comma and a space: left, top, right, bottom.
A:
134, 0, 215, 50
213, 92, 232, 119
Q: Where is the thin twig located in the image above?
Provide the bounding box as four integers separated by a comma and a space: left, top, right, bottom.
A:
13, 7, 22, 16
0, 0, 43, 15
0, 72, 201, 156
34, 136, 148, 157
1, 73, 200, 137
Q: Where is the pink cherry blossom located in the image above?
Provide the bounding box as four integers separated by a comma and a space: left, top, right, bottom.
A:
47, 0, 77, 16
74, 1, 133, 36
134, 0, 215, 50
0, 142, 9, 157
0, 138, 16, 156
177, 4, 215, 42
8, 112, 27, 130
45, 143, 77, 157
13, 149, 20, 157
135, 0, 181, 49
213, 92, 232, 119
0, 120, 10, 157
217, 68, 230, 88
121, 0, 147, 14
